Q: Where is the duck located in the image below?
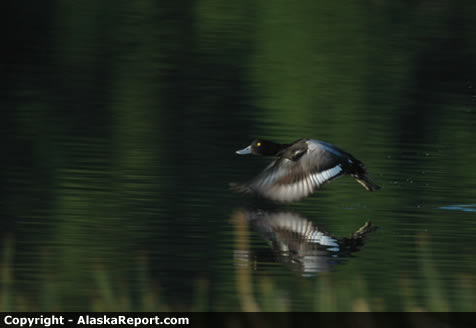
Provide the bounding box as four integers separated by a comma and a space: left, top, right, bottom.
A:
232, 138, 380, 202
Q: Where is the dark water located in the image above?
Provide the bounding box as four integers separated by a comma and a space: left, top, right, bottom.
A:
2, 1, 476, 311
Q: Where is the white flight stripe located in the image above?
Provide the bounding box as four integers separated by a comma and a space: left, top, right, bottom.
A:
311, 165, 342, 187
259, 165, 343, 201
307, 231, 339, 247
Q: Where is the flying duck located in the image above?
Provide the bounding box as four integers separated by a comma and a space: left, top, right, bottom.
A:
233, 138, 380, 202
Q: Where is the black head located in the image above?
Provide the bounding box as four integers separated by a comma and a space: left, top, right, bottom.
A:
236, 139, 282, 156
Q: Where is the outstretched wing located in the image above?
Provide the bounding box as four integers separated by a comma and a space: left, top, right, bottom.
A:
235, 145, 345, 202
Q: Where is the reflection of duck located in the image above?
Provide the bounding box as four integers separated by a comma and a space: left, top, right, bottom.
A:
233, 138, 379, 202
233, 209, 376, 277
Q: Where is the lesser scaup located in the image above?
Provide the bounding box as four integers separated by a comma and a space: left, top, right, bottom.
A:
233, 138, 380, 202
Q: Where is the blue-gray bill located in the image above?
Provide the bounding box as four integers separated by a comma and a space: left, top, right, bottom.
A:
236, 145, 252, 155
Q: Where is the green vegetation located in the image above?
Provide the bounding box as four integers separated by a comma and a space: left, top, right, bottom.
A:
2, 230, 475, 312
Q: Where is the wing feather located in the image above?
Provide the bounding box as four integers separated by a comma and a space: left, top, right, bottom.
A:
240, 155, 344, 202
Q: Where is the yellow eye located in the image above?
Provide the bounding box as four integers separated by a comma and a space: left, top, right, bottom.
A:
257, 142, 262, 147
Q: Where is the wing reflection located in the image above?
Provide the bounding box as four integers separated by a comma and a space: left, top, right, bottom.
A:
232, 209, 376, 277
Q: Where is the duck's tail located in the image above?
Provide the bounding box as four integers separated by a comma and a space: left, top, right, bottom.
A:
354, 175, 380, 191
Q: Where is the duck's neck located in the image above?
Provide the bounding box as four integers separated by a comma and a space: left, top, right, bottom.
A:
272, 142, 292, 156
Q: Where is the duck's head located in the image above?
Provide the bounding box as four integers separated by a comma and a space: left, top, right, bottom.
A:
235, 139, 281, 156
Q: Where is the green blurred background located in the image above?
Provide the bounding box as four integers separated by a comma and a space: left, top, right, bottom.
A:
1, 0, 476, 311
